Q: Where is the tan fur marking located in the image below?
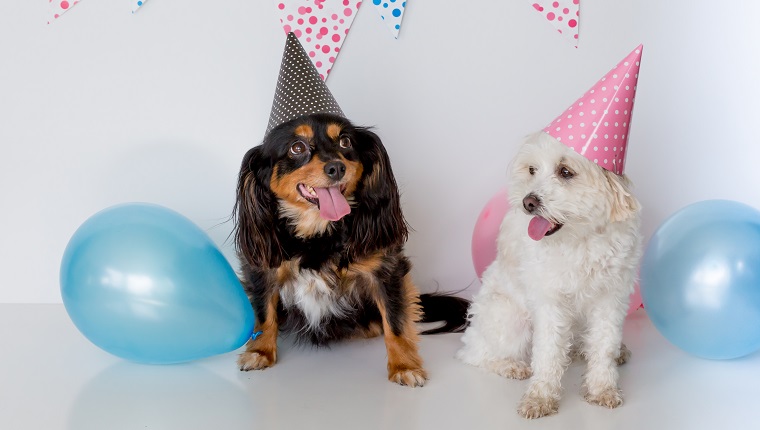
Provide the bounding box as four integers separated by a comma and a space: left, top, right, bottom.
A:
348, 252, 384, 276
327, 123, 342, 141
371, 274, 426, 386
242, 172, 253, 193
350, 321, 384, 340
276, 259, 301, 285
294, 124, 314, 140
270, 164, 320, 207
238, 291, 279, 371
364, 163, 382, 191
341, 155, 363, 196
279, 202, 334, 237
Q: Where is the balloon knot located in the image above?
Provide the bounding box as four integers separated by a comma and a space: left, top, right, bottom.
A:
251, 331, 263, 340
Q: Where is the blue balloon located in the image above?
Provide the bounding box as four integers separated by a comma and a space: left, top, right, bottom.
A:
60, 203, 254, 364
641, 200, 760, 359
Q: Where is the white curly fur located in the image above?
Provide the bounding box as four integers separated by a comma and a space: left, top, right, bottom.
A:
457, 132, 643, 419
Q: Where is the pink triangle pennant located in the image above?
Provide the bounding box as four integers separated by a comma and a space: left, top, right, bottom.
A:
48, 0, 81, 24
274, 0, 362, 81
530, 1, 580, 47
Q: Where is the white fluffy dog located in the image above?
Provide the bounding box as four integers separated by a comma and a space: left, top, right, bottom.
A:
457, 132, 642, 419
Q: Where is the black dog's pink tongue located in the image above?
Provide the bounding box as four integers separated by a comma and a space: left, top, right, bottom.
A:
314, 186, 350, 221
528, 216, 553, 241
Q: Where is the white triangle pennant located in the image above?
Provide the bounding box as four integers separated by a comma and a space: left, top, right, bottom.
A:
529, 0, 580, 47
48, 0, 81, 24
273, 0, 362, 80
371, 0, 407, 39
132, 0, 149, 13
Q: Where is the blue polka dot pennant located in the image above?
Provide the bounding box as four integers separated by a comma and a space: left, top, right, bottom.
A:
132, 0, 149, 13
371, 0, 407, 39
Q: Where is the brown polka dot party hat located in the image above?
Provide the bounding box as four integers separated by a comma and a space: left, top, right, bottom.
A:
266, 32, 345, 134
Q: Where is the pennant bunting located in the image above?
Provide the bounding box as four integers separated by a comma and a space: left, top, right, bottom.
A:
48, 0, 81, 24
274, 0, 362, 80
371, 0, 407, 39
132, 0, 149, 13
47, 0, 150, 22
530, 0, 580, 47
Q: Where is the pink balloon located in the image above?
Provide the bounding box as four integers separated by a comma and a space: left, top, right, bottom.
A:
471, 189, 510, 279
471, 188, 643, 316
627, 281, 643, 315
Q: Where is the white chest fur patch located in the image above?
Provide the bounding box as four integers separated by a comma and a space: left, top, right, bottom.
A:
279, 269, 355, 330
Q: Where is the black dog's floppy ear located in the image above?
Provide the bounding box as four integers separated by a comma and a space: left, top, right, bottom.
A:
350, 128, 409, 254
233, 146, 284, 268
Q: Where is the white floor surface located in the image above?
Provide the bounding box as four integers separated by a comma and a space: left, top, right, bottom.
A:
2, 304, 759, 429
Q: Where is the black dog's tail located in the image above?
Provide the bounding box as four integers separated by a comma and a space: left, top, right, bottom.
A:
418, 293, 470, 335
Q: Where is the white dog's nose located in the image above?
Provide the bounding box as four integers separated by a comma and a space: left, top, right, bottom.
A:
523, 194, 541, 213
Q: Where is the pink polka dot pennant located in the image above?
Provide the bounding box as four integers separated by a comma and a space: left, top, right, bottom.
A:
543, 45, 643, 175
275, 0, 363, 81
529, 0, 580, 47
47, 0, 81, 24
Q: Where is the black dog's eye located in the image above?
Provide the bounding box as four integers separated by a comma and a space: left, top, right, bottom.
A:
528, 166, 536, 175
339, 136, 352, 149
559, 166, 575, 179
289, 141, 308, 156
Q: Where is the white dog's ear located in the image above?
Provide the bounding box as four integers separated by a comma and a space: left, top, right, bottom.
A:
603, 170, 640, 223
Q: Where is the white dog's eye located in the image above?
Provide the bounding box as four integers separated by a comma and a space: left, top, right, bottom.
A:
559, 166, 575, 179
528, 166, 536, 175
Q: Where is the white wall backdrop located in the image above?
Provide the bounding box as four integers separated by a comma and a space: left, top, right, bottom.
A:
2, 0, 759, 303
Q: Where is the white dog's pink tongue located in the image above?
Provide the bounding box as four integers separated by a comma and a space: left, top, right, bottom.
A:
314, 186, 350, 221
528, 216, 553, 241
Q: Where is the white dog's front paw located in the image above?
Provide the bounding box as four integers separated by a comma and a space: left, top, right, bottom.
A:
616, 343, 631, 365
517, 394, 559, 419
487, 358, 532, 380
585, 387, 623, 409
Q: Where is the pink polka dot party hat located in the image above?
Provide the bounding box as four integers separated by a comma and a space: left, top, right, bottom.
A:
543, 45, 643, 175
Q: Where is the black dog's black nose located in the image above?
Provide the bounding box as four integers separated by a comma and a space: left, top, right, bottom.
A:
523, 194, 541, 213
324, 161, 346, 180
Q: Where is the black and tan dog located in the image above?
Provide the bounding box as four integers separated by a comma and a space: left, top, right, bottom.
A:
233, 113, 467, 387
